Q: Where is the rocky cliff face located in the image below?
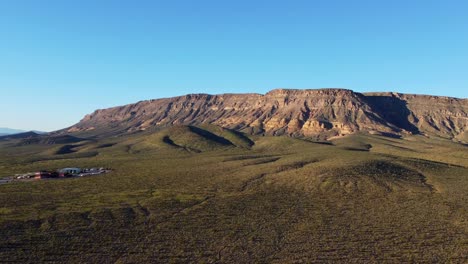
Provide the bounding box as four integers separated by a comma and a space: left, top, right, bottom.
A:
66, 89, 468, 141
364, 92, 468, 141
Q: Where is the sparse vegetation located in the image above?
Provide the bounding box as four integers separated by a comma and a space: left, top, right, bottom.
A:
0, 126, 467, 262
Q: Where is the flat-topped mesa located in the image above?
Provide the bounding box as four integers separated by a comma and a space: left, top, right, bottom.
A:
265, 88, 355, 97
65, 88, 468, 142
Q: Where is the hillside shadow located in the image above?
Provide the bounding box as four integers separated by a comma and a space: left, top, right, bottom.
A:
18, 135, 85, 145
225, 128, 255, 147
364, 95, 420, 134
55, 145, 78, 155
188, 126, 233, 146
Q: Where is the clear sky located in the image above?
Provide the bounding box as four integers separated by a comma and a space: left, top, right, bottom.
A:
1, 0, 467, 131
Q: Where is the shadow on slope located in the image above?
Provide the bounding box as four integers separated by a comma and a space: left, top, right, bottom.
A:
364, 95, 420, 134
197, 124, 255, 148
54, 144, 80, 155
18, 135, 85, 145
130, 125, 252, 153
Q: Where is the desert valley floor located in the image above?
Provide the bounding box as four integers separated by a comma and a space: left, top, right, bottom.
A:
0, 126, 467, 263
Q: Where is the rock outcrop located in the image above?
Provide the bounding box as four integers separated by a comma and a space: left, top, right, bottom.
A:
364, 92, 468, 141
65, 89, 468, 141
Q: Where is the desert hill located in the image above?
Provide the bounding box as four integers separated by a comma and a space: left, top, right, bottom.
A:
65, 89, 468, 142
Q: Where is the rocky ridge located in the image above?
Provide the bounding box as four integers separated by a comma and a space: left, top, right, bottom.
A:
66, 89, 468, 141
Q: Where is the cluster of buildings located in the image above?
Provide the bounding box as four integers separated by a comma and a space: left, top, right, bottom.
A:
14, 167, 111, 180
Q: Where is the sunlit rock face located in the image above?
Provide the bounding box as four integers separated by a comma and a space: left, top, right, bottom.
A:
66, 88, 467, 141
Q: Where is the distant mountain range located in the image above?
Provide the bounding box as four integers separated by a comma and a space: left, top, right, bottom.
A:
0, 128, 26, 136
0, 127, 46, 136
63, 88, 467, 143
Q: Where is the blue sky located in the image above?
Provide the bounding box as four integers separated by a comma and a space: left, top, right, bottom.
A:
1, 0, 467, 131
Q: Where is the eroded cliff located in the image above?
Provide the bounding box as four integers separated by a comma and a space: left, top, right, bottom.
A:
66, 89, 468, 141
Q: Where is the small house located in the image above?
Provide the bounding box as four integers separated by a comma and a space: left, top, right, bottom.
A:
58, 168, 82, 176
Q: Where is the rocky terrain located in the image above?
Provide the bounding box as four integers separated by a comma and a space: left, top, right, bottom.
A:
65, 89, 468, 141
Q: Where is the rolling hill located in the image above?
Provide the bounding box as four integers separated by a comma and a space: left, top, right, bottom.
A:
0, 127, 27, 136
0, 128, 47, 137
